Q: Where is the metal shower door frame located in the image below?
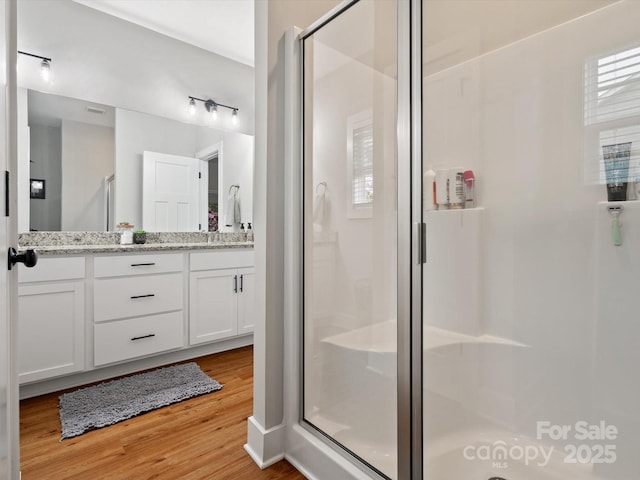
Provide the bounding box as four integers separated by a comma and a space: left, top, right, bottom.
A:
295, 0, 424, 478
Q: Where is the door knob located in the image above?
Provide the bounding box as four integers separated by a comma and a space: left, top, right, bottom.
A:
8, 247, 38, 270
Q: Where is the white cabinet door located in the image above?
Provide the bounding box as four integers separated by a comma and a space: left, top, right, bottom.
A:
237, 267, 255, 334
18, 281, 85, 383
189, 269, 238, 344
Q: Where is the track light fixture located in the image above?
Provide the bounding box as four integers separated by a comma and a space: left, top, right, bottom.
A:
18, 50, 52, 82
188, 96, 238, 124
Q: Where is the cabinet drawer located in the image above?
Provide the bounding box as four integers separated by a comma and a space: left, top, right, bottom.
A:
19, 256, 85, 283
190, 250, 254, 271
94, 253, 183, 278
94, 273, 183, 322
94, 311, 184, 366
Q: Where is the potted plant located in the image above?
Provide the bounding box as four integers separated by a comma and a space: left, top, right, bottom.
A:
133, 230, 147, 245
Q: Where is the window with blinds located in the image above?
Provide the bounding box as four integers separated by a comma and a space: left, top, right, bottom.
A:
584, 45, 640, 185
347, 110, 373, 218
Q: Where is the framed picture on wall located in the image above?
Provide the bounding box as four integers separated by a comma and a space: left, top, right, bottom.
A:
30, 179, 46, 199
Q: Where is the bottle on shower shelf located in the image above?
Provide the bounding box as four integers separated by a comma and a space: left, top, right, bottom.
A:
464, 170, 476, 208
449, 167, 465, 209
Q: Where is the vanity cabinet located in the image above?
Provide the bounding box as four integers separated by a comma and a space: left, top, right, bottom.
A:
93, 253, 185, 366
18, 257, 85, 383
17, 246, 254, 394
189, 250, 254, 345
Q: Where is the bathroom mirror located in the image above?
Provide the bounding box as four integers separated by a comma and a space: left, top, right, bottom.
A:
17, 0, 254, 233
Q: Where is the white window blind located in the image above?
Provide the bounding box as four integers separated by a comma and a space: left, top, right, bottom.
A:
352, 123, 373, 206
584, 45, 640, 185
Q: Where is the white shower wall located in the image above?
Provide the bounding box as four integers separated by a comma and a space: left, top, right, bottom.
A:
423, 1, 640, 476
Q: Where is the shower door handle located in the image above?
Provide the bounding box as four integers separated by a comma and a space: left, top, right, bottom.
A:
414, 222, 426, 264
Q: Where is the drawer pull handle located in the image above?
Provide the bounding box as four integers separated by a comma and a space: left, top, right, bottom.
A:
233, 275, 238, 293
131, 334, 156, 341
130, 294, 155, 299
130, 262, 156, 267
240, 274, 244, 293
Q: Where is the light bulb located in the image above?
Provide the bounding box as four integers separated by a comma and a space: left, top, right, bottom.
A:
232, 109, 238, 125
189, 98, 196, 116
40, 59, 50, 82
211, 104, 218, 121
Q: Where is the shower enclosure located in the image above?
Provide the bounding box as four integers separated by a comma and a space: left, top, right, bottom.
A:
294, 0, 640, 478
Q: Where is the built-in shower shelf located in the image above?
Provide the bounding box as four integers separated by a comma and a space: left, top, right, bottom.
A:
321, 319, 527, 353
426, 206, 484, 213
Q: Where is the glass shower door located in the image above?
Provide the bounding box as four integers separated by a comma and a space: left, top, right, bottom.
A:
301, 1, 398, 478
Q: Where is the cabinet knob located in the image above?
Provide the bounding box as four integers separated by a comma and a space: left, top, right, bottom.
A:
8, 247, 38, 270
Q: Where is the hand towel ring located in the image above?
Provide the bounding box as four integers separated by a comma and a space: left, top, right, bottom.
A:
316, 182, 327, 195
229, 184, 240, 195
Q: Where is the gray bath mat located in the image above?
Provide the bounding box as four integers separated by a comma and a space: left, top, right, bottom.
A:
59, 362, 222, 440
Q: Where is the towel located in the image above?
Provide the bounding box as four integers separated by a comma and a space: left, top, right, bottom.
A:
313, 190, 330, 232
225, 190, 241, 227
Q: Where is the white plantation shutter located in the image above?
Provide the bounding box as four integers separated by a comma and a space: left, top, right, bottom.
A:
347, 110, 373, 218
584, 45, 640, 185
352, 123, 373, 206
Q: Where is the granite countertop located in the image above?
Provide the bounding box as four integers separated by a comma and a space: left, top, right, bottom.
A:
18, 231, 254, 256
25, 242, 254, 256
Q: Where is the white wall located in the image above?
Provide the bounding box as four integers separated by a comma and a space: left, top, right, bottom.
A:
114, 109, 196, 229
310, 49, 397, 329
116, 108, 254, 231
17, 0, 255, 136
28, 125, 61, 231
61, 120, 114, 231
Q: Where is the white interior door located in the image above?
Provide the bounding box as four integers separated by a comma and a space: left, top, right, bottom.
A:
142, 151, 201, 231
2, 1, 21, 478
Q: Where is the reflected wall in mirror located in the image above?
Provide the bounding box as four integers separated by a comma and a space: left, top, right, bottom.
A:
17, 0, 254, 233
24, 89, 115, 231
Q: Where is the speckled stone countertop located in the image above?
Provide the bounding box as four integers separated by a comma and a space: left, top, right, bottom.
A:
18, 231, 254, 256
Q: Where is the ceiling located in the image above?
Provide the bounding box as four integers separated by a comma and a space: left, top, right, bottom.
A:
73, 0, 255, 67
28, 90, 115, 128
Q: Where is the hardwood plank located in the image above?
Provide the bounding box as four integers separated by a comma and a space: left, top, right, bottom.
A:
20, 346, 305, 480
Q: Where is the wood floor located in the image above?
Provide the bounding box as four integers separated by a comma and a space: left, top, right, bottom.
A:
20, 346, 306, 480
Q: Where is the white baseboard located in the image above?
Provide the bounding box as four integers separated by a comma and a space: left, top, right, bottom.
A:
244, 416, 285, 469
